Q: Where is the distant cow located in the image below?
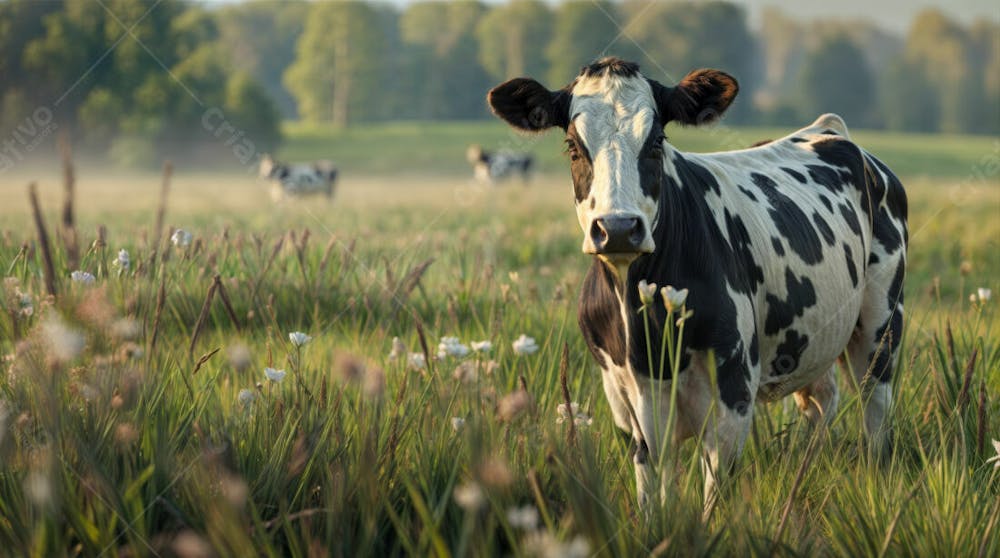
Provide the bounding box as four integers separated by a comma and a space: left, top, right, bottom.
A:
487, 57, 907, 515
466, 144, 532, 184
259, 154, 338, 201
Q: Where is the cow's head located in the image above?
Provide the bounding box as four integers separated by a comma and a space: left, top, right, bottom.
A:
488, 58, 738, 269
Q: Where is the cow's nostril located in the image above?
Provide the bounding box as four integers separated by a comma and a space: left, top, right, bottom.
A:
591, 219, 610, 250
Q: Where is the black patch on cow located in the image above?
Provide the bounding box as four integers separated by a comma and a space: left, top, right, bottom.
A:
868, 252, 880, 266
749, 331, 759, 366
638, 124, 665, 201
752, 172, 824, 265
581, 57, 641, 78
821, 129, 838, 135
717, 345, 752, 414
843, 242, 859, 287
633, 438, 650, 464
819, 194, 833, 212
771, 236, 785, 256
750, 139, 773, 147
589, 197, 596, 209
578, 260, 626, 367
737, 185, 758, 201
567, 120, 594, 203
790, 137, 808, 143
870, 308, 903, 382
839, 202, 862, 236
781, 167, 806, 183
277, 167, 290, 180
872, 206, 903, 253
873, 259, 905, 374
867, 153, 908, 225
806, 164, 844, 194
812, 211, 835, 246
723, 209, 764, 294
772, 329, 809, 376
675, 154, 721, 196
764, 269, 817, 335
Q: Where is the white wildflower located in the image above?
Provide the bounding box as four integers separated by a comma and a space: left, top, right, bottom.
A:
16, 290, 32, 317
264, 367, 286, 383
506, 505, 539, 530
976, 288, 992, 303
228, 344, 252, 372
70, 270, 95, 284
453, 361, 478, 384
408, 352, 427, 371
512, 334, 539, 355
675, 308, 694, 327
388, 336, 407, 361
453, 481, 485, 511
288, 331, 312, 347
522, 532, 590, 558
238, 389, 255, 406
661, 285, 689, 313
638, 279, 657, 307
438, 336, 470, 358
25, 471, 53, 507
170, 229, 193, 247
557, 402, 593, 427
115, 249, 130, 270
471, 340, 493, 353
42, 315, 85, 361
987, 439, 1000, 469
451, 417, 466, 432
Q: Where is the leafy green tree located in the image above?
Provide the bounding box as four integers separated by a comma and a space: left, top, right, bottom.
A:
216, 1, 308, 118
284, 2, 387, 126
476, 0, 552, 81
399, 1, 491, 119
880, 58, 940, 132
621, 1, 759, 122
545, 1, 621, 85
798, 34, 876, 127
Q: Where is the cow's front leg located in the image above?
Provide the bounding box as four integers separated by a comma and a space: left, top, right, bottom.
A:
694, 349, 756, 519
633, 438, 656, 512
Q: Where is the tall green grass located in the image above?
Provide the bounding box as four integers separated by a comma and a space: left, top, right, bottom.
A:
0, 163, 997, 556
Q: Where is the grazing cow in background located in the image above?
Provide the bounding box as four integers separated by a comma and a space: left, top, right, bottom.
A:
259, 154, 338, 202
466, 144, 533, 184
487, 57, 907, 515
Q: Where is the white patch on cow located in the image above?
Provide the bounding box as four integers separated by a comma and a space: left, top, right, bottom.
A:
570, 73, 658, 255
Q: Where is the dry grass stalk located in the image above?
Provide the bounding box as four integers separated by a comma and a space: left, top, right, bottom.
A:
153, 161, 173, 247
28, 183, 57, 297
955, 347, 978, 413
192, 347, 221, 375
214, 276, 242, 331
411, 311, 432, 375
189, 276, 219, 357
149, 274, 167, 352
59, 135, 79, 270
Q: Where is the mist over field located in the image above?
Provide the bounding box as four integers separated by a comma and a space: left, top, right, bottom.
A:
0, 1, 998, 556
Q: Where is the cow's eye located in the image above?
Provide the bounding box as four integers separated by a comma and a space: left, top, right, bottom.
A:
564, 139, 581, 161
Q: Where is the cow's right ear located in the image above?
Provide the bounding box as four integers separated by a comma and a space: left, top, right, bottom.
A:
488, 78, 569, 132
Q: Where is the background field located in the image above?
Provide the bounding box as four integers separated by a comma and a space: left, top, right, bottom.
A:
1, 121, 998, 556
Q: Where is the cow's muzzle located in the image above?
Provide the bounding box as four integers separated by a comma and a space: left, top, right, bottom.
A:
588, 215, 648, 255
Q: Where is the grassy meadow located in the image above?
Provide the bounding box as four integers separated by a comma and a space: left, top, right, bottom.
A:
0, 121, 998, 557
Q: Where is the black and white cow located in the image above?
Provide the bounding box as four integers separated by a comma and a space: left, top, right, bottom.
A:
466, 144, 533, 184
487, 58, 907, 513
259, 154, 338, 202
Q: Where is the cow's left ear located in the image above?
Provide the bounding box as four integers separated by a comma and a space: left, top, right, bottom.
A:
488, 78, 569, 132
651, 69, 739, 126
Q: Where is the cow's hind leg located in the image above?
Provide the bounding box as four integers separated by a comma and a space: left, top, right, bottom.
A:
793, 364, 840, 425
846, 252, 905, 457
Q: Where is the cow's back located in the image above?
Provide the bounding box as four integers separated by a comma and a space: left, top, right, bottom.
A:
681, 115, 906, 399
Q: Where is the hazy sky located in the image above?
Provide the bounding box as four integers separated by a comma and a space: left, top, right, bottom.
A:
197, 0, 999, 35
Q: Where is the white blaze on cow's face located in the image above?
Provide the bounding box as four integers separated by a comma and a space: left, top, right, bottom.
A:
566, 73, 662, 266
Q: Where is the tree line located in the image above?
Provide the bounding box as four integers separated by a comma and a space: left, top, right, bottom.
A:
0, 0, 996, 165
